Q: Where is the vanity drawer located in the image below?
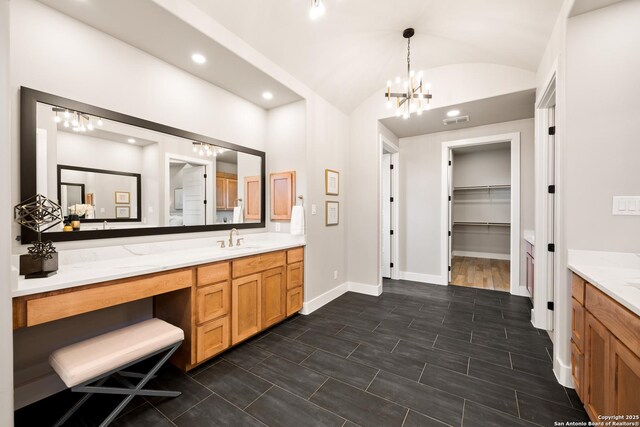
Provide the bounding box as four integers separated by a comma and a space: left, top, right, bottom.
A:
196, 281, 230, 325
287, 247, 304, 264
286, 287, 303, 316
287, 262, 304, 290
572, 273, 585, 305
233, 251, 285, 278
197, 262, 230, 287
585, 284, 640, 358
24, 269, 193, 327
196, 316, 230, 363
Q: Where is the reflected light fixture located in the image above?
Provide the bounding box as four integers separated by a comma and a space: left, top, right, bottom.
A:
127, 138, 136, 144
262, 91, 273, 100
191, 53, 206, 64
447, 109, 460, 117
309, 0, 325, 19
192, 141, 227, 158
384, 28, 432, 119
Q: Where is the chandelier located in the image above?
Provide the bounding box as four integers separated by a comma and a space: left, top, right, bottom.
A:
192, 141, 228, 158
52, 107, 104, 132
384, 28, 432, 119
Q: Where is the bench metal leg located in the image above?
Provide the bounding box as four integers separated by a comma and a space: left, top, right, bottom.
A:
54, 342, 182, 427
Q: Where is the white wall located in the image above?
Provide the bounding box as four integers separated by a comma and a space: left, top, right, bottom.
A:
347, 63, 536, 289
265, 100, 307, 234
398, 119, 535, 287
0, 0, 14, 424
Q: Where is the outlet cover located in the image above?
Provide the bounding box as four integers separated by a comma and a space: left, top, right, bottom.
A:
333, 270, 338, 280
612, 196, 640, 215
275, 222, 281, 232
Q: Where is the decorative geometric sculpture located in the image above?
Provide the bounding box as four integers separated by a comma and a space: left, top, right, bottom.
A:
14, 194, 63, 278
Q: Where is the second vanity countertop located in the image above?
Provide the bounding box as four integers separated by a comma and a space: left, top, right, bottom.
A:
12, 232, 306, 298
568, 249, 640, 317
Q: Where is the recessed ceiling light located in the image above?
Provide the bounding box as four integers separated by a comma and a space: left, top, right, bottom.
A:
191, 53, 206, 64
309, 0, 325, 19
262, 91, 274, 100
447, 109, 460, 117
127, 138, 136, 144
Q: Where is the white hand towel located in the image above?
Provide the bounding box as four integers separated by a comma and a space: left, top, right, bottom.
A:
290, 205, 305, 235
233, 206, 243, 223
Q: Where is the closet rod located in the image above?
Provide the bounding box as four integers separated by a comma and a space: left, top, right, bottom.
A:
453, 184, 511, 191
453, 221, 511, 227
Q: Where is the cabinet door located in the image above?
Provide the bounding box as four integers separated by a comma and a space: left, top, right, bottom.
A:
196, 316, 230, 363
231, 274, 261, 344
216, 177, 227, 209
196, 281, 230, 325
286, 287, 303, 316
584, 312, 611, 420
571, 342, 585, 401
610, 338, 640, 416
572, 298, 585, 350
287, 262, 304, 290
261, 267, 286, 329
226, 179, 238, 209
270, 171, 295, 221
244, 176, 261, 220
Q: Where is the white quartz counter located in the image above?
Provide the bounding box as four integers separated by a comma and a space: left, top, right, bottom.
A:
524, 230, 535, 246
12, 233, 305, 298
568, 250, 640, 317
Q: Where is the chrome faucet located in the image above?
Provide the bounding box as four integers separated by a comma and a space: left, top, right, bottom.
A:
103, 221, 108, 230
229, 228, 239, 247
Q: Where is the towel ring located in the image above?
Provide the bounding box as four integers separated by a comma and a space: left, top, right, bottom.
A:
297, 195, 304, 207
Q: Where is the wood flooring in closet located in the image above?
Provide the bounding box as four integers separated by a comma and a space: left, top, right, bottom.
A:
450, 256, 510, 291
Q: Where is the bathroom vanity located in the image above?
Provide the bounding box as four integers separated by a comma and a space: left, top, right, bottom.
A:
568, 251, 640, 421
12, 235, 305, 371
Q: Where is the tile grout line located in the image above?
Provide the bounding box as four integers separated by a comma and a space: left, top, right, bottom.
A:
306, 377, 330, 402
390, 339, 400, 353
460, 399, 466, 427
400, 407, 410, 427
514, 390, 521, 419
508, 352, 514, 369
345, 342, 361, 359
297, 349, 318, 366
364, 369, 380, 391
242, 384, 274, 411
418, 362, 427, 383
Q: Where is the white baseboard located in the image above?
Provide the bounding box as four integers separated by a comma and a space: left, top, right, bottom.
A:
452, 250, 510, 261
399, 271, 446, 286
301, 282, 348, 315
554, 355, 573, 388
347, 281, 382, 296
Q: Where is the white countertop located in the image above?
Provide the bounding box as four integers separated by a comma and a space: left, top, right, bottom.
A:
568, 250, 640, 317
12, 233, 305, 298
524, 230, 535, 246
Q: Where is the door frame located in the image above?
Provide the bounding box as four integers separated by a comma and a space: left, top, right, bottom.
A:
533, 65, 557, 330
379, 134, 400, 283
164, 153, 214, 226
440, 132, 522, 295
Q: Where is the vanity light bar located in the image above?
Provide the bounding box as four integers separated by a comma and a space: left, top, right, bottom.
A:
52, 107, 103, 133
192, 141, 227, 158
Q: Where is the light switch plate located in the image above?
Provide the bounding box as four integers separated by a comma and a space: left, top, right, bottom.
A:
311, 204, 317, 215
612, 196, 640, 215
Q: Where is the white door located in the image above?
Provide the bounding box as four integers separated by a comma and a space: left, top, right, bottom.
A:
447, 150, 454, 283
182, 165, 206, 226
381, 154, 391, 278
547, 106, 556, 329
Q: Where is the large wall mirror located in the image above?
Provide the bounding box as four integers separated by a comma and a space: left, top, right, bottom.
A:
20, 87, 265, 242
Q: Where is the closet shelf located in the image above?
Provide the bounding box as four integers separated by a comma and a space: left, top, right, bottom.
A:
453, 221, 511, 227
453, 185, 511, 191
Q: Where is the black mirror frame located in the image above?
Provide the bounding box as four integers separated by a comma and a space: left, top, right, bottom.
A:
20, 86, 266, 243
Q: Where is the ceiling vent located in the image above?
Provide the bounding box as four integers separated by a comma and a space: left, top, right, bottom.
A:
443, 115, 470, 125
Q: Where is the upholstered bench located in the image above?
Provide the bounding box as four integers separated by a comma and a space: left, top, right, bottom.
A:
49, 318, 184, 427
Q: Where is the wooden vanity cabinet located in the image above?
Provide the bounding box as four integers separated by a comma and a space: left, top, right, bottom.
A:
231, 273, 262, 344
216, 172, 238, 210
571, 272, 640, 421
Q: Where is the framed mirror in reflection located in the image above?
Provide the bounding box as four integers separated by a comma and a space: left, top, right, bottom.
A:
20, 87, 265, 242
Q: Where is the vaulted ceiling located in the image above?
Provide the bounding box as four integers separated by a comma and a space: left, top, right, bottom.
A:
190, 0, 564, 113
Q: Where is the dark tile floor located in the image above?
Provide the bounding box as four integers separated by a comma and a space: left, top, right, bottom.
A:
15, 279, 590, 427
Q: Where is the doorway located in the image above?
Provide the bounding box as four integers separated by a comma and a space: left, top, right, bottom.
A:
441, 133, 522, 295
